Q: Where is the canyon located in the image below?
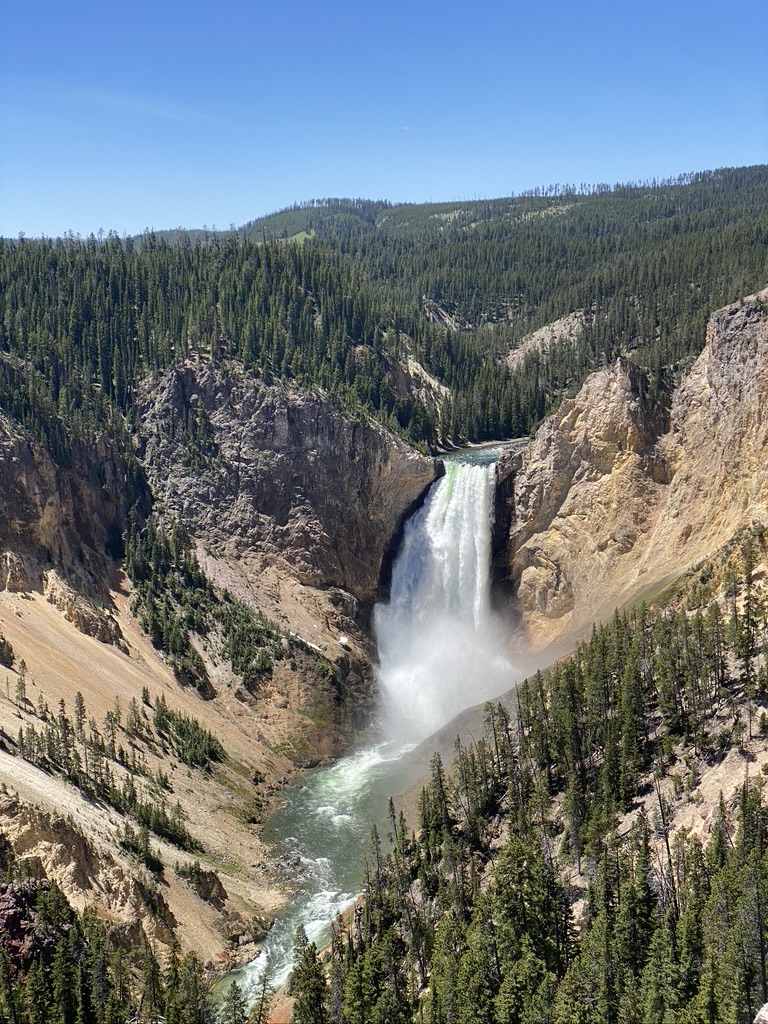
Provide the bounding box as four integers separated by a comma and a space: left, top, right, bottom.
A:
0, 369, 440, 963
1, 289, 767, 970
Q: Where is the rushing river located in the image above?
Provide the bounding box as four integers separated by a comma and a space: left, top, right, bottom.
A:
236, 446, 516, 996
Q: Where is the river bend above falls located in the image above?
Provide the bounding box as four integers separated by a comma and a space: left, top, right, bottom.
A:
238, 446, 517, 995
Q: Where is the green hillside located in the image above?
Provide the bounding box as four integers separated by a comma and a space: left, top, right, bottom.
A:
2, 166, 767, 456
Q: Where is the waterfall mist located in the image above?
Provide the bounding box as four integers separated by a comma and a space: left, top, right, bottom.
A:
374, 458, 516, 742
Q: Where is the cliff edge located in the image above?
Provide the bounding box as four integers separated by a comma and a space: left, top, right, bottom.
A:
137, 362, 439, 609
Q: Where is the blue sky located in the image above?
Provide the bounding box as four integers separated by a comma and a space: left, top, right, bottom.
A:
1, 0, 766, 237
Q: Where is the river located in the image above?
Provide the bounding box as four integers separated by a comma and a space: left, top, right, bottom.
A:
236, 445, 517, 996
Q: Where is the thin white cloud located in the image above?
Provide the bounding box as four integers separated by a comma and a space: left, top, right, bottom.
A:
62, 83, 206, 123
0, 75, 207, 125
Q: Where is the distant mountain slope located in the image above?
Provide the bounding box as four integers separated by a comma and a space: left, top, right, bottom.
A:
3, 166, 767, 452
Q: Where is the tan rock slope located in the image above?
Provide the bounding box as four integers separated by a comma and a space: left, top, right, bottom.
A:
0, 583, 285, 963
497, 289, 768, 652
0, 372, 439, 962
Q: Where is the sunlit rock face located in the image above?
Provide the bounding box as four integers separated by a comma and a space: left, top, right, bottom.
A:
497, 290, 768, 652
137, 361, 441, 608
0, 354, 440, 716
0, 413, 132, 597
0, 411, 136, 643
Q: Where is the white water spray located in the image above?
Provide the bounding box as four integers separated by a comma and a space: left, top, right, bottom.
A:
374, 458, 515, 741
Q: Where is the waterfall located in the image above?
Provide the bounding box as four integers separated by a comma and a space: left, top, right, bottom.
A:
237, 452, 516, 996
374, 457, 514, 742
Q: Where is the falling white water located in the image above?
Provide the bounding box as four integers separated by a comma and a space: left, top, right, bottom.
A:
374, 457, 515, 742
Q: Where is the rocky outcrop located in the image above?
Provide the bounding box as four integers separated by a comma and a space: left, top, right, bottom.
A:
0, 800, 178, 950
42, 569, 126, 647
498, 290, 768, 651
0, 416, 133, 585
0, 414, 140, 642
506, 311, 585, 373
137, 362, 441, 607
0, 878, 74, 975
0, 365, 439, 615
0, 363, 439, 712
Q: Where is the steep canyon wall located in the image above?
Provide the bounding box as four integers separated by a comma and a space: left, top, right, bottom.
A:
137, 362, 440, 609
0, 364, 439, 958
496, 290, 768, 652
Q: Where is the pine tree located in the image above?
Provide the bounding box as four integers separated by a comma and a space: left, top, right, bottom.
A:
50, 938, 78, 1024
74, 691, 86, 741
248, 969, 273, 1024
0, 631, 14, 669
177, 951, 211, 1024
139, 934, 165, 1021
22, 959, 49, 1024
219, 980, 248, 1024
292, 925, 328, 1024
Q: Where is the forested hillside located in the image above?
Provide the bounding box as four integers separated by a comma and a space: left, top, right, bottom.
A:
2, 165, 767, 453
286, 535, 768, 1024
245, 166, 768, 432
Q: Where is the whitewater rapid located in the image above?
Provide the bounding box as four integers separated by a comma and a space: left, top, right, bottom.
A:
240, 741, 417, 990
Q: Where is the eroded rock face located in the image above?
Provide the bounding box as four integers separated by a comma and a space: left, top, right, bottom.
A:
137, 362, 441, 607
0, 414, 135, 642
0, 801, 176, 951
0, 417, 131, 582
498, 290, 768, 651
0, 365, 439, 664
0, 879, 73, 975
